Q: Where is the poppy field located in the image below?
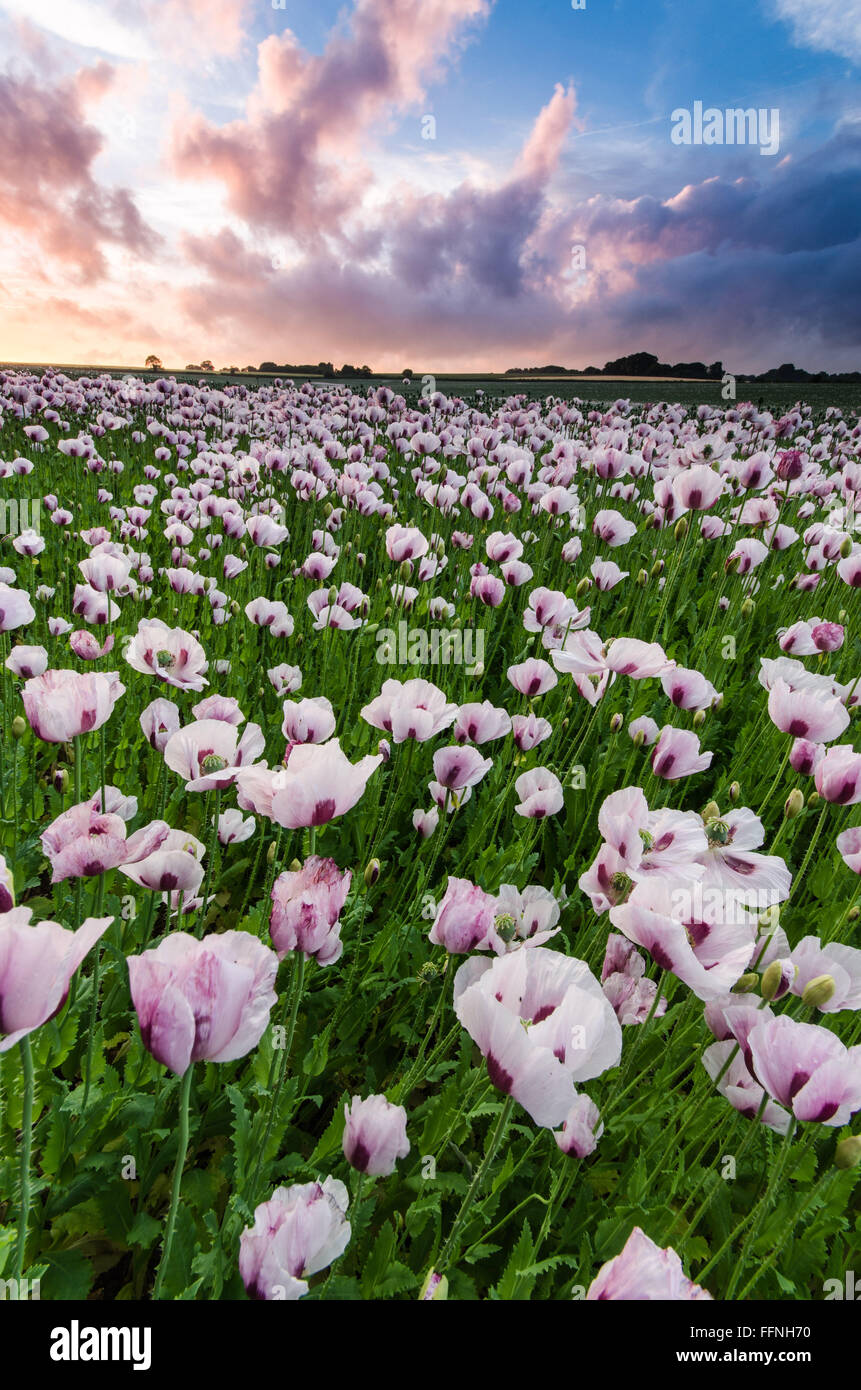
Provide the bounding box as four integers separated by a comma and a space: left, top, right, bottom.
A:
0, 368, 859, 1303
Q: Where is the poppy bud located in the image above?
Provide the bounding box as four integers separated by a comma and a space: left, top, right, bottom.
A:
288, 857, 302, 873
834, 1136, 861, 1170
760, 958, 795, 1002
674, 517, 688, 541
633, 730, 645, 748
419, 1270, 449, 1301
740, 597, 754, 618
784, 788, 804, 819
11, 716, 26, 739
731, 973, 760, 994
651, 559, 665, 577
729, 781, 740, 802
807, 791, 820, 807
610, 713, 623, 733
575, 577, 591, 598
702, 800, 720, 823
364, 858, 381, 887
377, 739, 391, 762
801, 974, 836, 1009
840, 536, 853, 558
849, 906, 860, 922
637, 569, 648, 586
53, 767, 70, 793
692, 709, 706, 728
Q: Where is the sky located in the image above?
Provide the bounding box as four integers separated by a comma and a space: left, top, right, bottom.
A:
0, 0, 859, 373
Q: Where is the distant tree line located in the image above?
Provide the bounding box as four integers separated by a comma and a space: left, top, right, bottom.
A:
504, 351, 861, 383
258, 362, 374, 378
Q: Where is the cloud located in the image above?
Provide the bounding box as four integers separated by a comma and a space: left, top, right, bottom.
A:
0, 67, 159, 281
170, 0, 492, 238
769, 0, 861, 66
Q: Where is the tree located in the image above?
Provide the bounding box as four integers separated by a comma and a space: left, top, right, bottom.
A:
145, 354, 163, 370
200, 360, 214, 372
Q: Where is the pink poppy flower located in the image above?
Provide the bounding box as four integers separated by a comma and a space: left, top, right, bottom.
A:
787, 936, 861, 1013
22, 668, 125, 742
0, 908, 113, 1051
507, 658, 557, 698
361, 678, 457, 743
140, 697, 181, 752
41, 802, 169, 883
128, 930, 278, 1074
385, 524, 428, 562
554, 1093, 603, 1157
514, 766, 564, 818
124, 619, 208, 691
748, 1016, 861, 1125
454, 947, 622, 1124
267, 739, 383, 828
432, 745, 493, 792
453, 701, 511, 744
586, 1227, 711, 1300
814, 745, 861, 804
239, 1178, 350, 1301
429, 877, 501, 954
281, 696, 336, 745
342, 1095, 410, 1176
837, 826, 861, 873
511, 712, 552, 751
270, 856, 352, 965
651, 726, 712, 780
164, 718, 265, 792
767, 679, 850, 743
660, 666, 719, 711
0, 583, 36, 633
702, 1040, 791, 1134
610, 878, 755, 1001
5, 643, 47, 678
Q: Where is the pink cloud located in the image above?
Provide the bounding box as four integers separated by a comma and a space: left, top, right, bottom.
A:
170, 0, 492, 237
0, 67, 159, 282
